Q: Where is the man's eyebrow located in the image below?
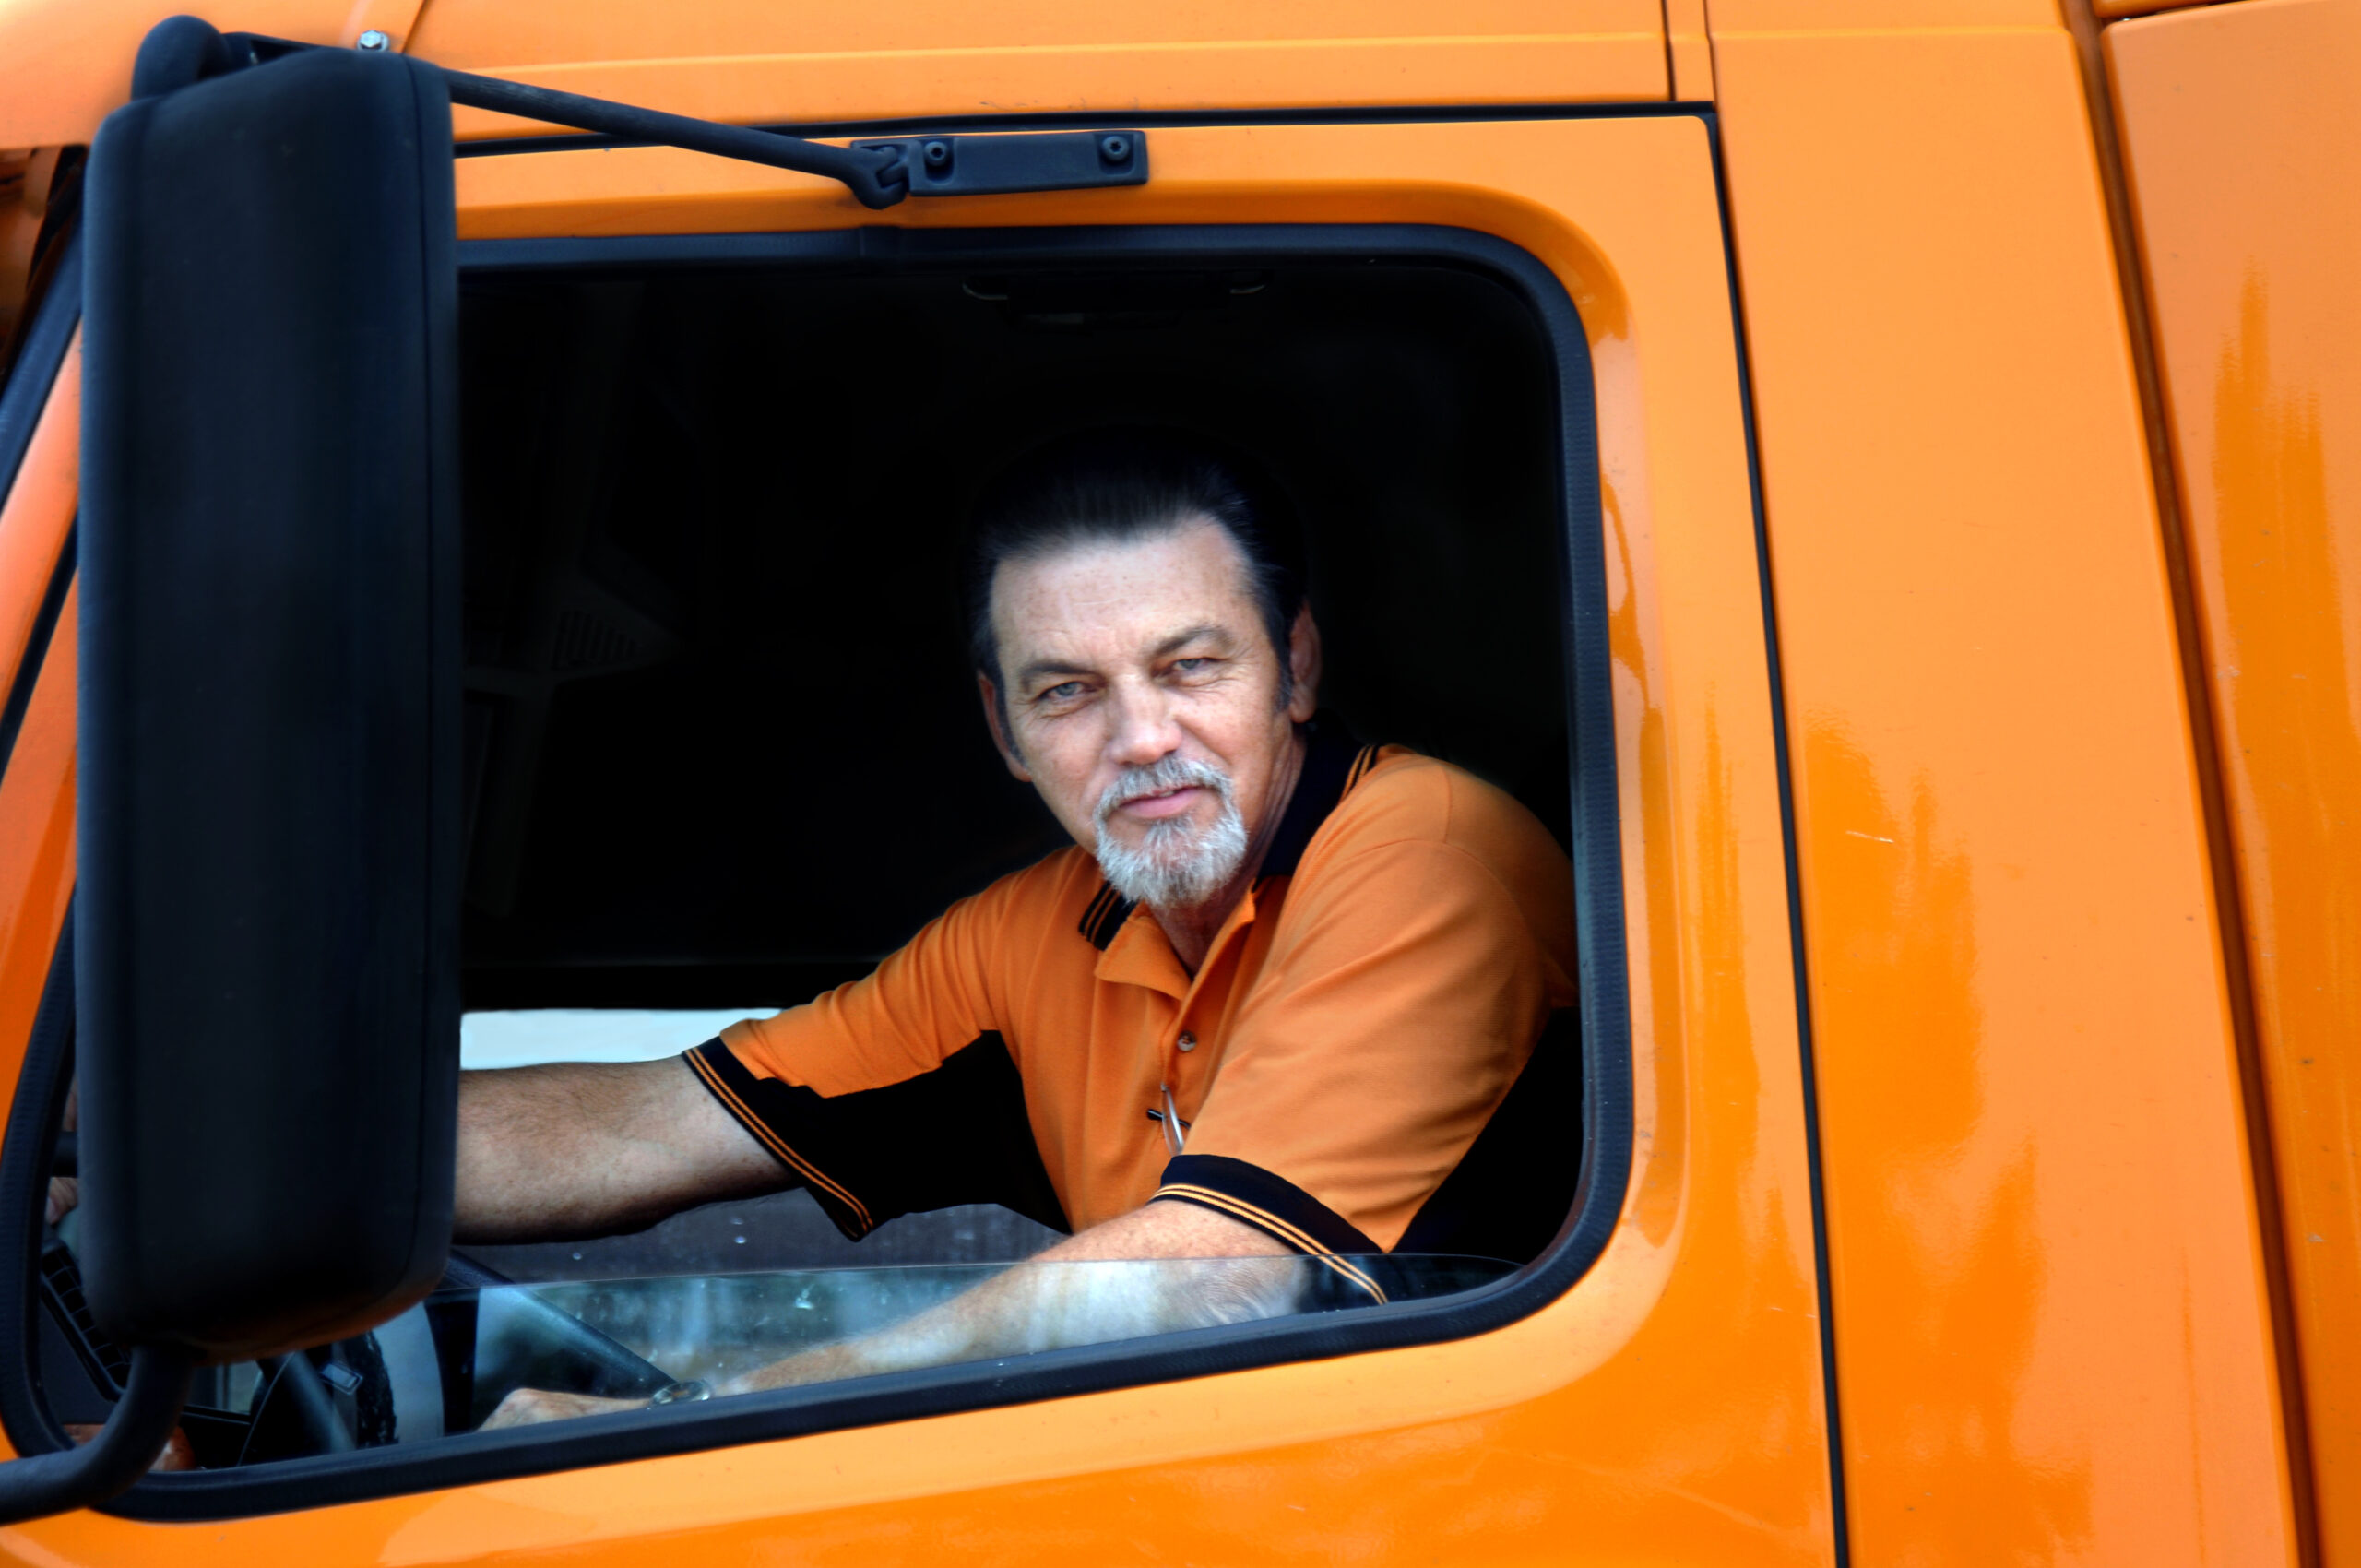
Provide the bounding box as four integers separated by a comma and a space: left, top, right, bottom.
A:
1150, 624, 1231, 660
1012, 626, 1235, 691
1014, 658, 1096, 690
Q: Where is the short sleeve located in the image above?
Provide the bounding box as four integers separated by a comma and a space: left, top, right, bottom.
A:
1154, 825, 1575, 1265
683, 866, 1069, 1241
717, 871, 1016, 1096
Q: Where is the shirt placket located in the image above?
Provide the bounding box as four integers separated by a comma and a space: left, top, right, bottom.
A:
1153, 892, 1255, 1157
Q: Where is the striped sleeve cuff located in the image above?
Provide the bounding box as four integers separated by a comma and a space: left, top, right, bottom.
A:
1152, 1153, 1390, 1305
684, 1039, 878, 1240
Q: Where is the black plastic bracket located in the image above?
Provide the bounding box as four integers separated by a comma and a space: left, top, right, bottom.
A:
850, 131, 1147, 197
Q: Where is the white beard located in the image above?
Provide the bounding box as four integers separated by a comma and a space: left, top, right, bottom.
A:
1092, 754, 1251, 909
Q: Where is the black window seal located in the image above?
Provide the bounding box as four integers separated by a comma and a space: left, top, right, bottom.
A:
0, 527, 77, 785
0, 219, 1631, 1521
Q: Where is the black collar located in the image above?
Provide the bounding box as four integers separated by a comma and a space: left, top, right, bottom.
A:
1256, 712, 1363, 883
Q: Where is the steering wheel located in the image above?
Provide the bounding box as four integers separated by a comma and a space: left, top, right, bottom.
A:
235, 1249, 672, 1462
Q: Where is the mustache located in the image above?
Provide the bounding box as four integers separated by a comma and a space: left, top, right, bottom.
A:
1094, 754, 1234, 829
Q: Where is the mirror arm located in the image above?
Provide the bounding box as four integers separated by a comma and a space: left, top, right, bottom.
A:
435, 69, 910, 209
0, 1344, 193, 1526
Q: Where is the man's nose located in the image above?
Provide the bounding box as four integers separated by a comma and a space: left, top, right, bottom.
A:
1105, 676, 1182, 767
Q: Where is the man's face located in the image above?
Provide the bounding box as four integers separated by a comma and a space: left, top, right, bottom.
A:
984, 519, 1317, 908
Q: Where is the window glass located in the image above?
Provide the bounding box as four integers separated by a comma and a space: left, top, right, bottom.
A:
133, 1257, 1518, 1465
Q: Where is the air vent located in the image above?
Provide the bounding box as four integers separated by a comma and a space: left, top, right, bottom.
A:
552, 608, 642, 671
40, 1240, 129, 1396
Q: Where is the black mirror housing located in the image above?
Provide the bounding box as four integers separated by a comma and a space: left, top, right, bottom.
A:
78, 40, 460, 1362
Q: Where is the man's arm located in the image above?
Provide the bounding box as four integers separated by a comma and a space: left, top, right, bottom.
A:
480, 1200, 1294, 1429
456, 1057, 789, 1244
735, 1199, 1296, 1389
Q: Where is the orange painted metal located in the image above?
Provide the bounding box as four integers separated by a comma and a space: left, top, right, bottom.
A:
1666, 0, 1715, 100
1708, 0, 2061, 30
0, 0, 1670, 150
0, 569, 72, 1460
1712, 7, 2296, 1565
0, 0, 358, 149
0, 349, 77, 1469
412, 0, 1667, 141
2109, 1, 2361, 1559
0, 115, 1828, 1563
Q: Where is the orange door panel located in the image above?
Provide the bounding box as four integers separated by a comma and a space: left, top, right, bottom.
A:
0, 115, 1822, 1564
2109, 0, 2361, 1560
1712, 2, 2296, 1562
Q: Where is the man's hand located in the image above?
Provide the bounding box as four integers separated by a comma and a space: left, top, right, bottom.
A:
480, 1387, 651, 1431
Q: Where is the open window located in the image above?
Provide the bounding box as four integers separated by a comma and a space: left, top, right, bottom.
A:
0, 27, 1633, 1520
454, 239, 1578, 1277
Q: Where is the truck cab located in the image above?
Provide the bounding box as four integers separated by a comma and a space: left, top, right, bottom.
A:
0, 0, 2350, 1562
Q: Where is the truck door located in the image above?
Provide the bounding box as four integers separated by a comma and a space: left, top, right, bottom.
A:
0, 37, 1828, 1568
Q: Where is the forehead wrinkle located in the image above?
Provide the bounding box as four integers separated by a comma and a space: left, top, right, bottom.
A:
992, 527, 1261, 679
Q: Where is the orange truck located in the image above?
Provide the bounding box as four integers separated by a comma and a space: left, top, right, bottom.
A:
0, 0, 2351, 1562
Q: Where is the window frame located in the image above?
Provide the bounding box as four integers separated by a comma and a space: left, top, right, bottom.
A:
0, 220, 1633, 1520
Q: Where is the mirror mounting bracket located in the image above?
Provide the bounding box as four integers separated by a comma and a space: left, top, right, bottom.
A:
187, 23, 1155, 210
851, 131, 1148, 198
435, 70, 916, 209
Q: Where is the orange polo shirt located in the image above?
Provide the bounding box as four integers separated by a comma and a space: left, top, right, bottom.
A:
685, 721, 1579, 1301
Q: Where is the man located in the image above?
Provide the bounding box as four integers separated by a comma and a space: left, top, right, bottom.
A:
465, 429, 1579, 1427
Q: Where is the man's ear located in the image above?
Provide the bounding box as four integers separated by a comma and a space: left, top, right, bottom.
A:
978, 672, 1033, 781
1286, 605, 1323, 724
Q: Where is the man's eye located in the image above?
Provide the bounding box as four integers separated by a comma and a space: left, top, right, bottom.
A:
1039, 682, 1086, 703
1169, 658, 1215, 676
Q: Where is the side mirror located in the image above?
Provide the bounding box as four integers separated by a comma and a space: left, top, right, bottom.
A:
0, 19, 460, 1521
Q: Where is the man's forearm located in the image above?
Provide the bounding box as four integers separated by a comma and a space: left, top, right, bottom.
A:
456, 1059, 787, 1244
475, 1200, 1308, 1430
721, 1201, 1301, 1394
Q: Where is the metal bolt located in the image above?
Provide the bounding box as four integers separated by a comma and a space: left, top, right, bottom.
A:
1099, 135, 1131, 162
922, 140, 952, 169
355, 29, 392, 50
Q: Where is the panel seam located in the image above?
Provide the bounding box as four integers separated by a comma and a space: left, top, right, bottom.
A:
2059, 5, 2319, 1561
1696, 109, 1852, 1567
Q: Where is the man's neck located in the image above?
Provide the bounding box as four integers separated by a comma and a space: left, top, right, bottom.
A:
1150, 727, 1308, 974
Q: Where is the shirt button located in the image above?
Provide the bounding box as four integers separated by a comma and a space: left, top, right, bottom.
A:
1176, 1031, 1197, 1052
